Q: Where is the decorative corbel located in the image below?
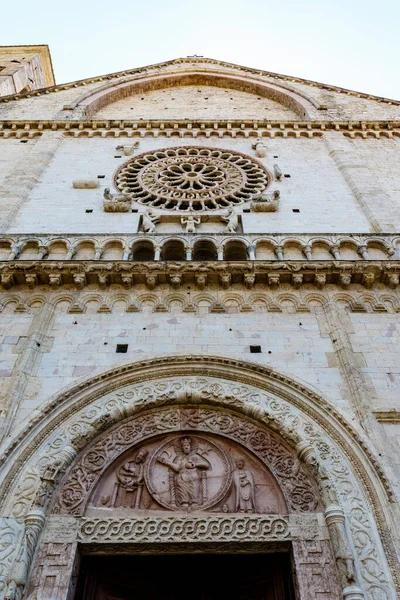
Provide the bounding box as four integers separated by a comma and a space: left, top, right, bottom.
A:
49, 273, 62, 289
244, 273, 255, 288
73, 273, 86, 289
315, 273, 326, 289
98, 273, 109, 289
220, 273, 231, 289
121, 274, 133, 288
1, 273, 14, 289
146, 275, 157, 290
339, 272, 352, 289
292, 273, 303, 289
25, 274, 37, 289
170, 274, 182, 289
268, 273, 280, 288
362, 272, 374, 289
196, 273, 207, 289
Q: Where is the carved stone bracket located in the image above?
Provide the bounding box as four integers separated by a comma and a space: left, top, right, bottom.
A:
1, 260, 399, 291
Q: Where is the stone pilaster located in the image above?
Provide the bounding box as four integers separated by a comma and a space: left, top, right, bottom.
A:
323, 131, 392, 233
315, 299, 381, 439
0, 300, 55, 441
0, 132, 64, 233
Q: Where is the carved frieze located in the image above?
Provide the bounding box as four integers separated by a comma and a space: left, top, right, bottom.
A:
78, 515, 291, 543
1, 260, 399, 292
77, 513, 329, 544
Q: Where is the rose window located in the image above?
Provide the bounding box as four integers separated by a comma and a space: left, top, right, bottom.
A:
114, 146, 270, 211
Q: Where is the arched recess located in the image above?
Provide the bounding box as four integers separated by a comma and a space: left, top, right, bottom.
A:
0, 356, 397, 600
67, 71, 318, 119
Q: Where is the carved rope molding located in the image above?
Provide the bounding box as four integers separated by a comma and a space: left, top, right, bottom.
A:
0, 369, 396, 597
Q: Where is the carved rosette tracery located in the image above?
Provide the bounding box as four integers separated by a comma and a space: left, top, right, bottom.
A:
114, 146, 270, 210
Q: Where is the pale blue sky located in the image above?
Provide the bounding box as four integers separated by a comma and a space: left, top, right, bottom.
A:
3, 0, 400, 99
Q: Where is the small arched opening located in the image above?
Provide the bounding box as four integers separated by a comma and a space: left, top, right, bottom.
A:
161, 240, 186, 261
224, 240, 248, 260
132, 241, 155, 261
193, 240, 218, 261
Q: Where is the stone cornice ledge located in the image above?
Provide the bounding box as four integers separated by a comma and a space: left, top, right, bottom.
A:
0, 121, 400, 137
1, 260, 399, 291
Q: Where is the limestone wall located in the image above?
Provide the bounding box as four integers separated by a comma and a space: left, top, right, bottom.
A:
94, 85, 301, 121
0, 288, 399, 432
0, 134, 377, 234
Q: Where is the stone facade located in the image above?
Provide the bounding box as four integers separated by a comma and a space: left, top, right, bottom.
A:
0, 52, 400, 600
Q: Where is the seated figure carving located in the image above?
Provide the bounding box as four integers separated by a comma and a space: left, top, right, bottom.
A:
157, 436, 211, 509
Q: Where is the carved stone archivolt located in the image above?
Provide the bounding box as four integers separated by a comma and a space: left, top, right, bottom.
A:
114, 146, 270, 211
0, 361, 397, 599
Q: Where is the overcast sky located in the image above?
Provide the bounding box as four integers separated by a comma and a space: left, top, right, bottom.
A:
3, 0, 400, 100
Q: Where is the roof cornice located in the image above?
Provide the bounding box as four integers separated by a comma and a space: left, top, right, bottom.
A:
0, 56, 398, 106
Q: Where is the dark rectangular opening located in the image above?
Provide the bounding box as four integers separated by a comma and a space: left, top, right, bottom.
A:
74, 552, 295, 599
116, 344, 128, 353
85, 209, 93, 213
292, 209, 300, 213
250, 345, 262, 353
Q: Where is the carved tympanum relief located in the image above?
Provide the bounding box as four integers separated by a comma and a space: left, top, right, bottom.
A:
88, 432, 288, 515
50, 406, 316, 516
114, 146, 270, 211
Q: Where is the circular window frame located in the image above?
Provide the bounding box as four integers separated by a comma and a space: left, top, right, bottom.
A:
114, 146, 271, 211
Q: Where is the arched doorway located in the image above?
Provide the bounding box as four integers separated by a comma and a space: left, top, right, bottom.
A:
0, 357, 397, 600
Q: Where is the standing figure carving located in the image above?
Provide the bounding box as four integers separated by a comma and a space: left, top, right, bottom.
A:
233, 458, 256, 513
181, 214, 201, 233
112, 448, 148, 509
157, 436, 211, 509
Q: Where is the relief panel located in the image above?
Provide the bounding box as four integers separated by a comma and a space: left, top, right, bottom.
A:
88, 432, 288, 515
